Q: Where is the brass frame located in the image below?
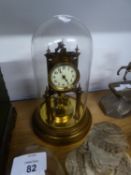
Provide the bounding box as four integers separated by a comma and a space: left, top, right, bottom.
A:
32, 42, 92, 146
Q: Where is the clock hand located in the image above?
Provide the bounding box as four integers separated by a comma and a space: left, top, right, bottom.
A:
58, 68, 62, 73
62, 75, 69, 84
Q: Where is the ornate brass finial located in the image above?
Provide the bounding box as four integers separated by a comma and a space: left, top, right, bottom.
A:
47, 47, 51, 53
75, 45, 79, 53
55, 41, 65, 53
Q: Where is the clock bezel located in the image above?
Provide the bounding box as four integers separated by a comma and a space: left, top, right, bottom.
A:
48, 63, 80, 92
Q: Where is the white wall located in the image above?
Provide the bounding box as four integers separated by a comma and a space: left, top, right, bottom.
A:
0, 0, 131, 100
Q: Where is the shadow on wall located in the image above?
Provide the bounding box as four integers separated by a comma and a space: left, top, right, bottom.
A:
0, 59, 37, 100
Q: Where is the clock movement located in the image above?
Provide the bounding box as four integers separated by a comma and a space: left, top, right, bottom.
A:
32, 15, 92, 146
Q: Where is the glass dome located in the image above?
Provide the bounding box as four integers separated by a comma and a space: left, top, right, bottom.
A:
32, 15, 92, 96
32, 15, 92, 145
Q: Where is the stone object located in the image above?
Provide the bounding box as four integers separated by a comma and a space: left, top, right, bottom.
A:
65, 122, 131, 175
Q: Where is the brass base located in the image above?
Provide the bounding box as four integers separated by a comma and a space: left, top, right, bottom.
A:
32, 102, 92, 146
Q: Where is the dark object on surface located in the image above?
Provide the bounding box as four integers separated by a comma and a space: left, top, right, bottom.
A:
0, 68, 16, 175
101, 81, 131, 117
99, 91, 131, 118
100, 81, 131, 118
99, 62, 131, 118
109, 81, 131, 101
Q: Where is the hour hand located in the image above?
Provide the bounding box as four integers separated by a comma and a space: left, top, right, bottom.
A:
62, 75, 68, 83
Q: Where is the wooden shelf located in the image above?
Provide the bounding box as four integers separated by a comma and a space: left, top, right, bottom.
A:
7, 90, 131, 173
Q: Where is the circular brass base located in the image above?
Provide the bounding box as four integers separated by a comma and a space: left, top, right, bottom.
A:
32, 103, 92, 146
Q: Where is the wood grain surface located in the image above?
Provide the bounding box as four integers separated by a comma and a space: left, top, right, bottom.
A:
7, 90, 131, 173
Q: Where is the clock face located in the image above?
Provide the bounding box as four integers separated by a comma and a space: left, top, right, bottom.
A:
49, 63, 79, 91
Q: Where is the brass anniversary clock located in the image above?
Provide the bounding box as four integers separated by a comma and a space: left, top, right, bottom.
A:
32, 15, 92, 146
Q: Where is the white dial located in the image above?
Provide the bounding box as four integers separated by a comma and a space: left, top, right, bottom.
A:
50, 64, 79, 91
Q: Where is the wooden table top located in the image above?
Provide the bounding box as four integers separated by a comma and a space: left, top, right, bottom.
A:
7, 90, 131, 173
